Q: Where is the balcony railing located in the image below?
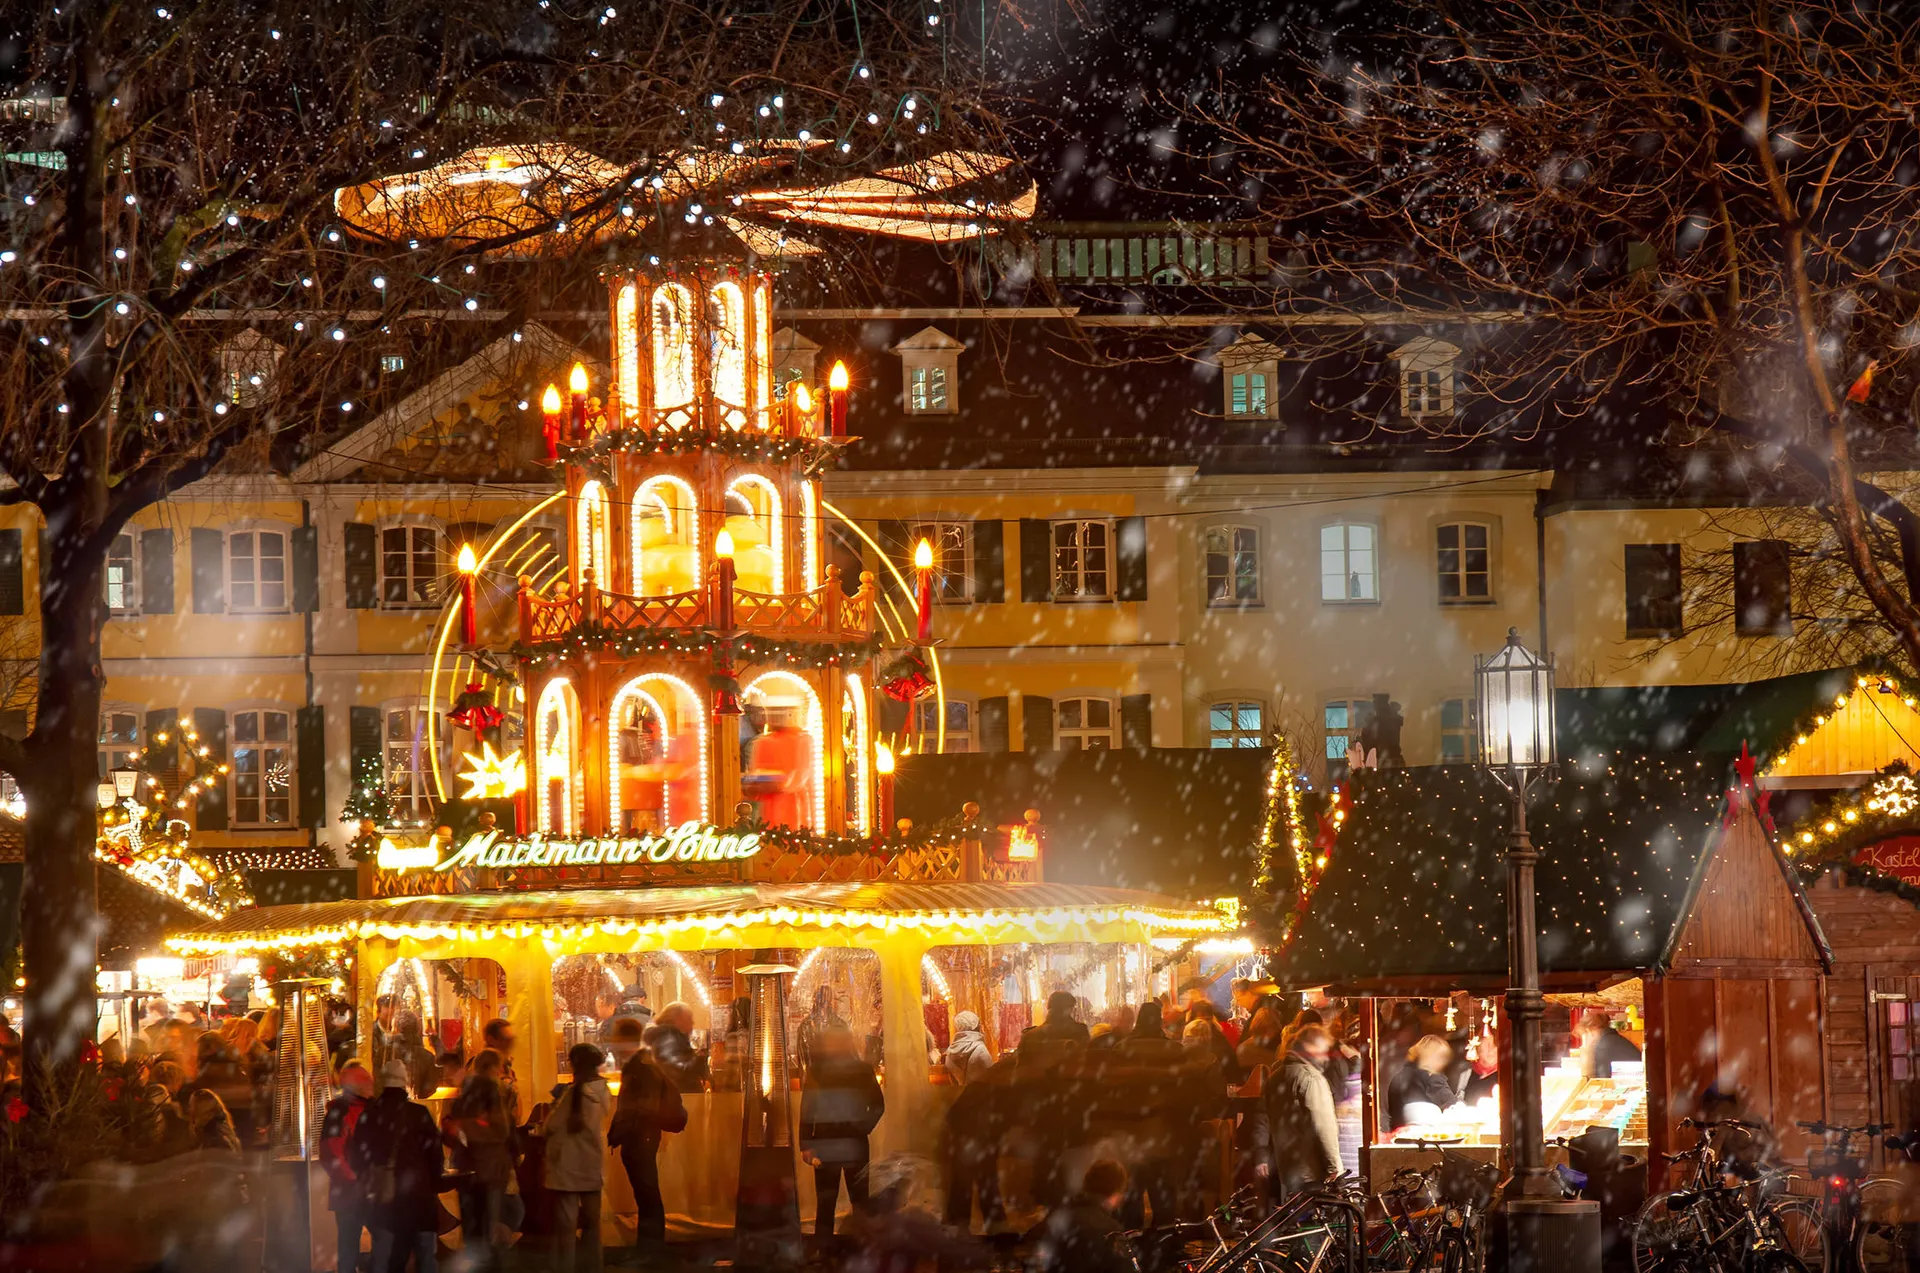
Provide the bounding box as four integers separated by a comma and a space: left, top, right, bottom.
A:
519, 565, 876, 647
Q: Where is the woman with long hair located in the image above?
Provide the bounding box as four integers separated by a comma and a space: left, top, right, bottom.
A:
542, 1044, 612, 1272
446, 1073, 515, 1270
187, 1089, 241, 1152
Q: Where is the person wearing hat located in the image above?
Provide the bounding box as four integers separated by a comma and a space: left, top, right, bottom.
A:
349, 1061, 445, 1273
320, 1063, 375, 1273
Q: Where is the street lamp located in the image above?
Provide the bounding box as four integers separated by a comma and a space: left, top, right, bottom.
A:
1475, 629, 1597, 1269
110, 767, 141, 802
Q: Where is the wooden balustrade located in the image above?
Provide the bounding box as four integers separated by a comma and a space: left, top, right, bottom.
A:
518, 570, 876, 646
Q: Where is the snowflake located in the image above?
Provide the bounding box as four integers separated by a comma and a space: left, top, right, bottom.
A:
1866, 773, 1918, 818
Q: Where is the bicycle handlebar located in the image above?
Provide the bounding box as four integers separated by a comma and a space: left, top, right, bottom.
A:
1392, 1135, 1467, 1148
1798, 1120, 1888, 1136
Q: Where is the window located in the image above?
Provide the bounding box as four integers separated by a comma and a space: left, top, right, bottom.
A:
1394, 337, 1459, 419
1320, 523, 1378, 602
1324, 698, 1370, 783
384, 704, 443, 827
771, 326, 820, 393
98, 710, 141, 777
106, 533, 138, 614
230, 708, 292, 827
217, 330, 285, 407
379, 524, 440, 608
380, 354, 406, 374
227, 529, 288, 613
908, 521, 972, 603
1205, 526, 1260, 606
1440, 698, 1479, 765
891, 326, 962, 415
914, 698, 974, 752
1219, 333, 1279, 420
1436, 523, 1492, 602
1052, 519, 1113, 600
1056, 696, 1117, 750
1209, 701, 1264, 748
1733, 539, 1792, 637
1624, 543, 1684, 637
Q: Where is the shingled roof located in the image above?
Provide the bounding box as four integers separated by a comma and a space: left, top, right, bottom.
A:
1280, 755, 1739, 991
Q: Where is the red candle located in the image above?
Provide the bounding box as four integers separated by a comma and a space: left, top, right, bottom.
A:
828, 360, 848, 438
568, 362, 588, 441
713, 529, 737, 632
456, 543, 479, 645
540, 384, 562, 460
913, 537, 934, 643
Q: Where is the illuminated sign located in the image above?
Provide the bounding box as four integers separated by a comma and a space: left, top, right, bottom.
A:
434, 821, 762, 872
377, 838, 442, 871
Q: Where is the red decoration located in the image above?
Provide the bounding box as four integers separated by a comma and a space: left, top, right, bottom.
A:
882, 668, 934, 702
5, 1096, 26, 1123
449, 683, 504, 732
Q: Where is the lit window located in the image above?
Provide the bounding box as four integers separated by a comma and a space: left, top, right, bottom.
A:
1394, 337, 1459, 419
98, 710, 141, 777
1229, 370, 1269, 417
1209, 701, 1264, 748
380, 354, 406, 374
1056, 696, 1117, 749
908, 521, 972, 603
380, 524, 440, 607
1440, 698, 1478, 765
891, 326, 962, 415
1052, 519, 1112, 600
1437, 523, 1491, 602
217, 330, 285, 407
1320, 523, 1377, 602
1219, 333, 1279, 420
909, 365, 949, 413
231, 709, 292, 827
106, 533, 138, 614
227, 529, 288, 613
1205, 526, 1260, 606
384, 705, 443, 827
915, 698, 974, 752
1324, 698, 1369, 782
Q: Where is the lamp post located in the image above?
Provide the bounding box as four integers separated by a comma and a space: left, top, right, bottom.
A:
1474, 628, 1597, 1272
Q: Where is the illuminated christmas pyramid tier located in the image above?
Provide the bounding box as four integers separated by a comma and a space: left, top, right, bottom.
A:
516, 261, 882, 845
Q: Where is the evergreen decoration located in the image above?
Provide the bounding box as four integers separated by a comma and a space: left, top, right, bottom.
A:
1249, 735, 1341, 941
515, 628, 880, 668
1778, 760, 1920, 898
340, 751, 395, 833
736, 808, 987, 858
565, 426, 844, 475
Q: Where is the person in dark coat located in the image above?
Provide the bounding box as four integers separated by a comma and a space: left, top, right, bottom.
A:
799, 1022, 885, 1243
1575, 1013, 1642, 1078
320, 1063, 375, 1273
1257, 1026, 1342, 1198
444, 1073, 515, 1271
350, 1061, 446, 1273
1130, 1000, 1170, 1043
641, 1002, 709, 1094
609, 1042, 686, 1249
942, 1053, 1011, 1232
795, 985, 845, 1079
1030, 991, 1091, 1044
1386, 1034, 1460, 1129
1037, 1159, 1134, 1273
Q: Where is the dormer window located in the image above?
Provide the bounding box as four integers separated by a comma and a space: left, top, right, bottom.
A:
771, 326, 820, 395
890, 326, 963, 415
1394, 337, 1460, 419
217, 329, 285, 407
1218, 333, 1280, 421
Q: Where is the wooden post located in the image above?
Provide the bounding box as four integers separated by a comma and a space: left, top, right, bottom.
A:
960, 801, 983, 882
517, 574, 534, 644
1360, 996, 1378, 1188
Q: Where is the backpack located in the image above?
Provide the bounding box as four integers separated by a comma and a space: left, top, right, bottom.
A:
609, 1062, 687, 1145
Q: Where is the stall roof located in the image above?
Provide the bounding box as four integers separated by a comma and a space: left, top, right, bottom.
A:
1555, 667, 1855, 768
1280, 754, 1823, 991
165, 879, 1229, 954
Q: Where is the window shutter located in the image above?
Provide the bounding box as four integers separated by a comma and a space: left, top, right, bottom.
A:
972, 520, 1005, 603
876, 520, 909, 574
1018, 520, 1052, 602
1021, 694, 1054, 752
0, 529, 22, 616
876, 695, 908, 736
828, 525, 864, 597
190, 529, 225, 613
349, 705, 383, 813
145, 708, 179, 777
1116, 516, 1149, 601
139, 529, 174, 614
296, 705, 327, 828
978, 696, 1010, 752
193, 707, 228, 830
291, 526, 320, 613
343, 523, 378, 609
1734, 540, 1792, 636
1121, 694, 1153, 749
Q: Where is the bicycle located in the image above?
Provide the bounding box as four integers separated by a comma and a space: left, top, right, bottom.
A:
1634, 1117, 1822, 1273
1637, 1164, 1814, 1273
1793, 1120, 1916, 1273
1381, 1136, 1502, 1273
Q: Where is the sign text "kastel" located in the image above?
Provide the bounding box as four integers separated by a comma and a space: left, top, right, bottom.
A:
437, 823, 763, 871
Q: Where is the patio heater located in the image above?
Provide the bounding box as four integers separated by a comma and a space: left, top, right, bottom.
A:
1475, 629, 1597, 1273
265, 978, 336, 1273
735, 962, 800, 1248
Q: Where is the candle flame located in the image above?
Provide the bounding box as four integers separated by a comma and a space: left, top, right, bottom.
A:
914, 538, 934, 569
828, 361, 849, 392
568, 362, 589, 394
456, 543, 478, 575
714, 529, 736, 559
875, 741, 895, 775
541, 384, 563, 414
792, 383, 813, 413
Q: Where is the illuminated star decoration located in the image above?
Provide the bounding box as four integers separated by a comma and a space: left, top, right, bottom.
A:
1866, 772, 1919, 818
458, 742, 526, 801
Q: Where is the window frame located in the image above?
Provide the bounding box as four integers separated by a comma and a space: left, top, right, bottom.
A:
1439, 696, 1479, 766
225, 522, 292, 615
1624, 542, 1685, 639
913, 696, 975, 752
1055, 695, 1119, 750
98, 705, 143, 778
375, 518, 444, 611
1050, 517, 1115, 602
228, 704, 295, 829
891, 326, 963, 416
1219, 334, 1280, 421
907, 519, 974, 605
106, 531, 140, 615
1207, 699, 1266, 749
1393, 337, 1460, 420
1435, 520, 1494, 605
1323, 696, 1372, 784
1204, 524, 1262, 608
1319, 521, 1380, 605
380, 699, 446, 830
908, 364, 952, 414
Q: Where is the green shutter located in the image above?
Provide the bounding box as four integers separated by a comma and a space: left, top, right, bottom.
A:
1116, 516, 1148, 601
296, 705, 326, 827
291, 526, 320, 612
1018, 520, 1052, 602
190, 529, 225, 613
348, 706, 383, 821
1121, 694, 1153, 750
977, 696, 1010, 752
139, 529, 174, 614
1021, 694, 1054, 752
144, 708, 179, 773
876, 520, 909, 574
343, 523, 378, 609
972, 520, 1004, 604
193, 707, 228, 830
0, 530, 22, 616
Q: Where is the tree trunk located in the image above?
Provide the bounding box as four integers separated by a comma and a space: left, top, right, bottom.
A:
19, 538, 107, 1095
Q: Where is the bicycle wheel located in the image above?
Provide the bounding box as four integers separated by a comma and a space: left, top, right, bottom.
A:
1633, 1193, 1701, 1273
1854, 1177, 1916, 1273
1761, 1195, 1830, 1273
1746, 1251, 1814, 1273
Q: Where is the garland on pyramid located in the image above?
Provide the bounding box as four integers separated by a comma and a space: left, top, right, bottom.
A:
566, 425, 843, 475
514, 629, 880, 669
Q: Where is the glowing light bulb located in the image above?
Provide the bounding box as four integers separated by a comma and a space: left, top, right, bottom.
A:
457, 543, 478, 575
914, 538, 934, 569
542, 384, 563, 414
569, 362, 589, 395
828, 361, 849, 392
792, 383, 813, 413
875, 742, 895, 775
714, 529, 736, 559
